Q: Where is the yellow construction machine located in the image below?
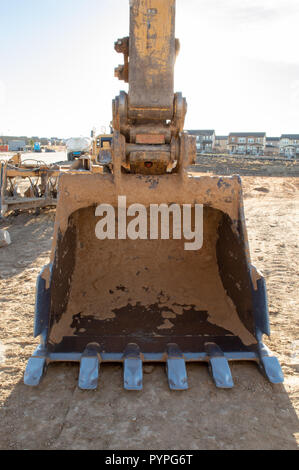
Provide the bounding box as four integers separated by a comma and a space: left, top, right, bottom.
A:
24, 0, 283, 390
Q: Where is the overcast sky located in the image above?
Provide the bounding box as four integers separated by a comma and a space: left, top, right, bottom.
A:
0, 0, 299, 138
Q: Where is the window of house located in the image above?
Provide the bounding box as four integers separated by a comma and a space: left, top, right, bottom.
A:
248, 138, 254, 143
238, 138, 245, 143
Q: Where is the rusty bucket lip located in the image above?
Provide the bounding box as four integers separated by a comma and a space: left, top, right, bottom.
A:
32, 346, 260, 363
46, 338, 255, 356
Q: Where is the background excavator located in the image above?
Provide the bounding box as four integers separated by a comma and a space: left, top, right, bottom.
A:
24, 0, 283, 390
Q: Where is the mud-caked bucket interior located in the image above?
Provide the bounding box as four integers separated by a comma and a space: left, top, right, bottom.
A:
48, 204, 257, 355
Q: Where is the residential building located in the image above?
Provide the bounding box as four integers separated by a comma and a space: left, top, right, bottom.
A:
8, 140, 26, 151
188, 130, 216, 153
266, 137, 280, 147
279, 134, 299, 158
228, 132, 266, 156
265, 137, 280, 157
215, 135, 228, 153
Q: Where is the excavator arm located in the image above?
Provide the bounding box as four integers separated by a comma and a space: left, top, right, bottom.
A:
113, 0, 194, 174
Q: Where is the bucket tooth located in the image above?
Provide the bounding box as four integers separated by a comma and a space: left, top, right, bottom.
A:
24, 346, 47, 386
78, 346, 100, 390
123, 343, 143, 391
205, 342, 234, 389
257, 341, 284, 384
209, 357, 234, 389
259, 356, 284, 384
166, 343, 188, 391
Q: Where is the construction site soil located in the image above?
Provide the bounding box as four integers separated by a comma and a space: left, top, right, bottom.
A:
195, 154, 299, 177
0, 159, 298, 450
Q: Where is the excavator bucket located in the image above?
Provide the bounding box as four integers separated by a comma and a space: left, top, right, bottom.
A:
24, 0, 283, 389
24, 162, 283, 390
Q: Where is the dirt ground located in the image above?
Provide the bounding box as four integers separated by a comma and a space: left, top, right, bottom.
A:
0, 175, 298, 450
194, 154, 299, 177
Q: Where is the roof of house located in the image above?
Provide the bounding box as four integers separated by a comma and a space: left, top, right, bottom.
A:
187, 130, 215, 136
266, 137, 280, 141
229, 132, 266, 137
280, 134, 299, 139
215, 135, 228, 140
